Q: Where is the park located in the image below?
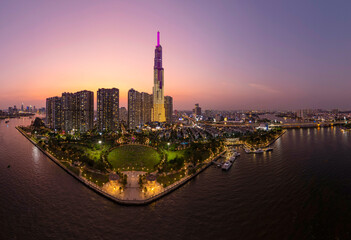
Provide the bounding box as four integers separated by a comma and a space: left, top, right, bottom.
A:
17, 118, 224, 203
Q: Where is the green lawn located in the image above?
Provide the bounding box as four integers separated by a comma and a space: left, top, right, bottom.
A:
107, 145, 161, 172
163, 149, 185, 161
66, 143, 107, 162
157, 170, 186, 187
85, 148, 104, 161
82, 170, 109, 187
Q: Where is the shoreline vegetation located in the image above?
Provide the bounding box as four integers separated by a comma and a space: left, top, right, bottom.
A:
16, 119, 225, 205
241, 129, 287, 153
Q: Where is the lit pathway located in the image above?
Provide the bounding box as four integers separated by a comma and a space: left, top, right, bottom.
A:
122, 171, 146, 200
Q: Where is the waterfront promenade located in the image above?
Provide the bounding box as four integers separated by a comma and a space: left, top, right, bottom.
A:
16, 126, 224, 205
225, 130, 286, 152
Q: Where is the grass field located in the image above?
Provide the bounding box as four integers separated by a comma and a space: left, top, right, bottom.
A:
66, 143, 108, 162
82, 170, 109, 187
156, 170, 186, 187
107, 145, 161, 172
163, 149, 186, 161
85, 148, 104, 161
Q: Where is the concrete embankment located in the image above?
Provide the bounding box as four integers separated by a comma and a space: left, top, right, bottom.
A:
265, 130, 286, 147
16, 126, 224, 206
241, 130, 287, 153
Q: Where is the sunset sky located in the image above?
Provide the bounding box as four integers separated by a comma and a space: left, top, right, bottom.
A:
1, 0, 351, 110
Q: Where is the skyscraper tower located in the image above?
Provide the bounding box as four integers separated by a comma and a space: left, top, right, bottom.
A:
152, 31, 166, 122
164, 96, 173, 123
97, 88, 119, 132
128, 88, 142, 129
62, 92, 76, 132
75, 90, 94, 132
141, 92, 153, 124
46, 96, 62, 130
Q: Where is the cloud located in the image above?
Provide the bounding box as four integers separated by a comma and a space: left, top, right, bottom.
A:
248, 83, 280, 94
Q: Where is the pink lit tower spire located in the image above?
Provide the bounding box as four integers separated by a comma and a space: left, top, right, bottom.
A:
157, 31, 160, 46
152, 31, 166, 122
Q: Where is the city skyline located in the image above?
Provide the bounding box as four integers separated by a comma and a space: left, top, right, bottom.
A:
42, 33, 173, 132
1, 0, 351, 110
2, 2, 351, 238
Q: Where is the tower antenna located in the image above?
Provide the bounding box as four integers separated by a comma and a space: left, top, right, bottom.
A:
157, 31, 160, 46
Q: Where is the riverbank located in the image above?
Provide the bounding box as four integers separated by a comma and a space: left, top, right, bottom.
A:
242, 129, 286, 153
0, 113, 35, 119
16, 126, 224, 206
264, 129, 286, 147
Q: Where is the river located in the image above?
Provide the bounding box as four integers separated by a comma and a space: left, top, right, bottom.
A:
1, 117, 351, 239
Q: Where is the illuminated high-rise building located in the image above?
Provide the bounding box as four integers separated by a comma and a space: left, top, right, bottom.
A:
151, 31, 166, 122
46, 96, 62, 130
75, 90, 94, 132
164, 96, 173, 123
128, 88, 142, 129
46, 90, 93, 132
193, 103, 202, 116
141, 92, 153, 124
97, 88, 119, 132
61, 92, 76, 132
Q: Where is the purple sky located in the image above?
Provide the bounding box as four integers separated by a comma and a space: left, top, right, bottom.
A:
1, 0, 351, 110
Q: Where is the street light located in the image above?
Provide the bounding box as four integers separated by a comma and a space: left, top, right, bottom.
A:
98, 140, 102, 144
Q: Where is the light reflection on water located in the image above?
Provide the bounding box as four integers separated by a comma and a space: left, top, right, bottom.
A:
32, 145, 40, 163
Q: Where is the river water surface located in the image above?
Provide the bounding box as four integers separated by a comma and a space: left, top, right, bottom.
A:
1, 117, 351, 239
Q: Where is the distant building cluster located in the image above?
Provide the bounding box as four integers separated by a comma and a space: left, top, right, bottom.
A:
0, 103, 45, 118
45, 32, 173, 132
177, 107, 351, 126
46, 90, 94, 132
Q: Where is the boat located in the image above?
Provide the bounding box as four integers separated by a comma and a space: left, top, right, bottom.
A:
222, 161, 232, 171
229, 156, 236, 163
265, 148, 273, 152
244, 148, 251, 154
254, 149, 264, 154
234, 152, 241, 157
